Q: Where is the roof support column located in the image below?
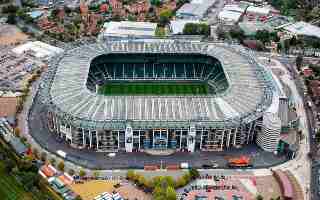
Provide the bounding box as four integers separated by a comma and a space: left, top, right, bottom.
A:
233, 127, 238, 146
188, 126, 196, 153
220, 129, 225, 151
82, 128, 85, 147
125, 125, 133, 152
96, 131, 99, 151
89, 130, 92, 148
226, 129, 231, 148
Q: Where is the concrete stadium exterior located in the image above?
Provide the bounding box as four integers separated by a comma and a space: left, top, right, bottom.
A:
38, 40, 276, 153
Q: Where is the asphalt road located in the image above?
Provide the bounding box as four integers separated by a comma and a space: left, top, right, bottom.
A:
277, 55, 320, 200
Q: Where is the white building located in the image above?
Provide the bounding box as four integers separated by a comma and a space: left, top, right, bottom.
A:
246, 6, 270, 16
101, 21, 157, 39
282, 21, 320, 39
12, 41, 64, 59
218, 4, 245, 25
176, 0, 216, 20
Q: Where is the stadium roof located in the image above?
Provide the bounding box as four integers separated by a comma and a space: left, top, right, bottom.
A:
102, 21, 157, 38
44, 41, 274, 129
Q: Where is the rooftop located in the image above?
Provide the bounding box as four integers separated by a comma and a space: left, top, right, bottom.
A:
0, 97, 18, 118
176, 0, 217, 19
283, 21, 320, 39
102, 21, 157, 38
218, 10, 243, 22
12, 41, 64, 59
246, 6, 270, 15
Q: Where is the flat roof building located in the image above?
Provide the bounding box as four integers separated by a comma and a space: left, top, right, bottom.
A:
101, 21, 157, 39
218, 10, 243, 24
218, 4, 245, 25
176, 0, 216, 20
283, 21, 320, 39
12, 41, 64, 59
246, 6, 270, 16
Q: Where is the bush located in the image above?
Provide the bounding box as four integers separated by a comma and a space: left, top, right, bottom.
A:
57, 161, 64, 171
68, 169, 75, 176
126, 170, 135, 180
189, 168, 200, 180
183, 23, 210, 36
40, 152, 47, 162
79, 169, 86, 177
49, 158, 56, 166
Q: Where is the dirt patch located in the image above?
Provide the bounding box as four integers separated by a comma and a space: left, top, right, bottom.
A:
0, 24, 28, 46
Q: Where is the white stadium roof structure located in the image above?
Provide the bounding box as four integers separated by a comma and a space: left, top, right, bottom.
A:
39, 40, 275, 130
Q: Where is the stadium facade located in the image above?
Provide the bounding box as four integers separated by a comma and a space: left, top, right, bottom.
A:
38, 40, 278, 153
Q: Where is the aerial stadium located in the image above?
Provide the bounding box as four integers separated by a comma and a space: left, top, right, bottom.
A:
38, 40, 278, 153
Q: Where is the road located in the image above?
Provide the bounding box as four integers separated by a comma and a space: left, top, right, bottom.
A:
254, 55, 310, 200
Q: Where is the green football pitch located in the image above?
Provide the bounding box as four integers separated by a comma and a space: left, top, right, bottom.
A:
98, 82, 209, 96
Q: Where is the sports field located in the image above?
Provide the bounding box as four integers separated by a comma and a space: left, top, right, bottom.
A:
98, 82, 209, 96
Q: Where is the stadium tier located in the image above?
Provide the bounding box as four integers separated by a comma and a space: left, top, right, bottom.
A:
39, 40, 275, 152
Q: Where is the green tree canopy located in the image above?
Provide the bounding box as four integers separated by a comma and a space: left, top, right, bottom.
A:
183, 23, 210, 36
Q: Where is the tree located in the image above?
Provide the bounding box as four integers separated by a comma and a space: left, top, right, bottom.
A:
229, 26, 245, 42
3, 158, 15, 173
175, 176, 187, 188
6, 13, 16, 25
128, 14, 137, 21
57, 161, 65, 171
296, 54, 303, 71
40, 152, 47, 162
79, 169, 86, 177
14, 127, 21, 137
159, 9, 172, 26
256, 194, 264, 200
166, 186, 176, 200
255, 30, 270, 44
216, 25, 227, 40
127, 170, 135, 180
93, 170, 100, 178
32, 148, 39, 159
50, 158, 56, 166
155, 27, 166, 37
189, 168, 200, 179
51, 8, 60, 18
183, 23, 210, 36
19, 172, 39, 190
68, 169, 75, 176
150, 0, 161, 7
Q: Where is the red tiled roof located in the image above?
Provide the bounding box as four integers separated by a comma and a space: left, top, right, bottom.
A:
310, 80, 320, 97
0, 97, 18, 117
40, 165, 56, 178
303, 68, 314, 77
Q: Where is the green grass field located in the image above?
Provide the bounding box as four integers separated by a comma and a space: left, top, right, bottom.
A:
98, 82, 209, 96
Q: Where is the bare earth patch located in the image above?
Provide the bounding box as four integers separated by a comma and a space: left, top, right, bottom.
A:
0, 24, 28, 46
